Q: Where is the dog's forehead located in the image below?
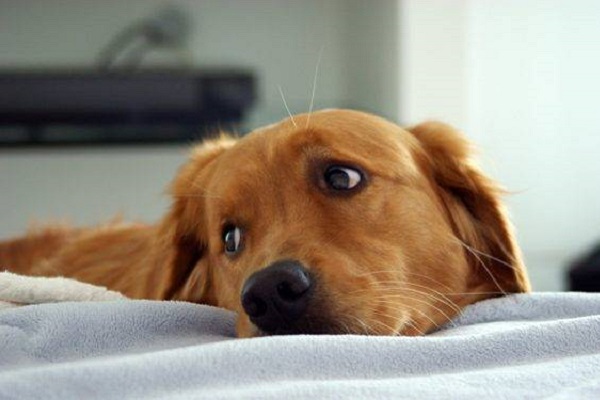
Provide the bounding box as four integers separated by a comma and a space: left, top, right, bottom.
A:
230, 110, 418, 183
235, 109, 417, 166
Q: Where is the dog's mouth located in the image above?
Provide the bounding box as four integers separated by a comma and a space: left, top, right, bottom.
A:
243, 301, 350, 336
251, 313, 345, 336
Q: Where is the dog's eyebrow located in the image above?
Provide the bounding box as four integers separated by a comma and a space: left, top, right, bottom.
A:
299, 141, 419, 185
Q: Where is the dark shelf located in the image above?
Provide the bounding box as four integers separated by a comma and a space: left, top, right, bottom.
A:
0, 68, 256, 146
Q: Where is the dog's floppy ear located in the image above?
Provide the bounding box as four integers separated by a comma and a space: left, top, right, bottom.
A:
409, 122, 531, 293
154, 136, 237, 302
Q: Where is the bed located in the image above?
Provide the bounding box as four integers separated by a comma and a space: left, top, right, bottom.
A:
1, 272, 599, 399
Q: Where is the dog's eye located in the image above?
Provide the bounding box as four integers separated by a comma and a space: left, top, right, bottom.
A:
222, 225, 243, 255
324, 166, 363, 191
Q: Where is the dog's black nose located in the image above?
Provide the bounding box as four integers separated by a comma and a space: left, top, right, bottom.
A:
241, 259, 313, 333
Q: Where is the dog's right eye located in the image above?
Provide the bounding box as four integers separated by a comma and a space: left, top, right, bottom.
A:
222, 225, 243, 255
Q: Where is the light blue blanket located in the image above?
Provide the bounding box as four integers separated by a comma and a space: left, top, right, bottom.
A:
1, 293, 599, 399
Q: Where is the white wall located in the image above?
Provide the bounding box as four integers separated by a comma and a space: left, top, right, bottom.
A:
399, 0, 469, 129
469, 0, 600, 290
344, 0, 401, 122
400, 0, 600, 290
0, 147, 186, 234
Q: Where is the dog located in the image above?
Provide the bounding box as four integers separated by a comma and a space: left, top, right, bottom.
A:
0, 109, 530, 337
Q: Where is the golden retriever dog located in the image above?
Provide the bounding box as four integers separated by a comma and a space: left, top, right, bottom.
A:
0, 109, 530, 337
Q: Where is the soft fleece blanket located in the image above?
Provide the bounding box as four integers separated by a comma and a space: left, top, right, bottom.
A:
0, 275, 599, 399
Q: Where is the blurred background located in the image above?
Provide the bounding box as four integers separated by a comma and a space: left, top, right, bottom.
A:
0, 0, 599, 291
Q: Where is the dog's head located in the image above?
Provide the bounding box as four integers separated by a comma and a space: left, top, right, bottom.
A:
157, 109, 530, 337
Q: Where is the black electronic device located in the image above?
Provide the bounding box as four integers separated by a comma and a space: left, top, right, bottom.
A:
569, 243, 600, 292
0, 69, 256, 145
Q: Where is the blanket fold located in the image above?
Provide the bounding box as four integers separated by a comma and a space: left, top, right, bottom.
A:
0, 271, 125, 309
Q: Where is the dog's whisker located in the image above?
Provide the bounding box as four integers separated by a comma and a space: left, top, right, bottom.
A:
369, 292, 456, 326
346, 283, 412, 296
359, 310, 400, 335
277, 85, 297, 128
402, 319, 426, 336
452, 236, 521, 272
344, 314, 373, 335
353, 271, 461, 314
399, 285, 462, 316
369, 288, 507, 296
305, 45, 324, 129
354, 270, 396, 278
402, 271, 456, 292
365, 279, 457, 309
339, 319, 353, 335
355, 285, 457, 327
392, 282, 462, 311
373, 319, 401, 336
374, 313, 426, 336
348, 280, 460, 315
371, 299, 440, 330
362, 277, 508, 297
359, 269, 456, 293
459, 241, 507, 295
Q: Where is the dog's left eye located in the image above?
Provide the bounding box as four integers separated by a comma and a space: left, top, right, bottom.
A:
324, 166, 363, 191
222, 225, 243, 255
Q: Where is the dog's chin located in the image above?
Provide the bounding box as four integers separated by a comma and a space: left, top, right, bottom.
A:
236, 313, 405, 337
256, 322, 347, 336
236, 314, 351, 338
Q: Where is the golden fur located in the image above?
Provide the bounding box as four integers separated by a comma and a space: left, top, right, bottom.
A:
0, 109, 530, 337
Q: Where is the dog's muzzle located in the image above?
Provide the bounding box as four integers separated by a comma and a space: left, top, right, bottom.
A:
241, 259, 313, 334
